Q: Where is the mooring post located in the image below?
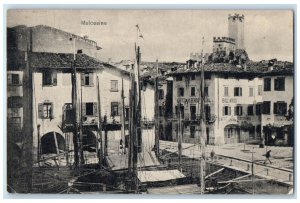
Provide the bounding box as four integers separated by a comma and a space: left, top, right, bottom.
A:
266, 168, 269, 176
229, 159, 233, 166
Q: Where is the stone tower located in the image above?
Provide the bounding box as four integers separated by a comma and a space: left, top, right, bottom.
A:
228, 13, 245, 50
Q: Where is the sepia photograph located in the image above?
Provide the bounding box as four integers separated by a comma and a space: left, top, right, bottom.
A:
6, 9, 294, 195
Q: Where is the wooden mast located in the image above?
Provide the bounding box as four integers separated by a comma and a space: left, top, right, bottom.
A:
97, 76, 104, 167
121, 78, 126, 154
154, 59, 160, 157
71, 38, 79, 168
177, 100, 182, 172
199, 37, 206, 194
79, 82, 84, 165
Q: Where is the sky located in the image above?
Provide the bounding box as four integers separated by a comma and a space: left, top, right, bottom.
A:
7, 10, 294, 63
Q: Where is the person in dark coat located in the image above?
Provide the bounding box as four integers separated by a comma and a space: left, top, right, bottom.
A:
264, 150, 272, 164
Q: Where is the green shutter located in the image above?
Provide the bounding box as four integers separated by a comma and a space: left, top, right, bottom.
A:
93, 102, 97, 116
38, 103, 44, 119
50, 103, 54, 119
7, 74, 12, 85
82, 102, 86, 116
283, 102, 287, 115
52, 72, 57, 86
89, 73, 94, 86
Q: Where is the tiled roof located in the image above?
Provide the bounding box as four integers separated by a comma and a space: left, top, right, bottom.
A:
7, 51, 112, 70
167, 61, 294, 76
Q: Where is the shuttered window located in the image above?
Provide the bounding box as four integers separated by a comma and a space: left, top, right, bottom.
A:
274, 77, 285, 91
234, 87, 242, 96
190, 87, 196, 97
264, 78, 271, 91
234, 106, 243, 116
38, 102, 54, 119
256, 103, 262, 115
205, 105, 211, 121
42, 70, 57, 86
111, 102, 119, 116
247, 105, 254, 115
81, 72, 94, 86
273, 101, 287, 115
110, 80, 118, 91
262, 101, 271, 115
224, 86, 229, 97
223, 106, 231, 116
8, 74, 22, 85
178, 87, 184, 97
82, 102, 98, 116
258, 85, 262, 96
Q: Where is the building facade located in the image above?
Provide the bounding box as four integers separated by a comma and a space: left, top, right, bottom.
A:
8, 25, 101, 59
168, 62, 267, 145
261, 65, 294, 146
7, 51, 155, 165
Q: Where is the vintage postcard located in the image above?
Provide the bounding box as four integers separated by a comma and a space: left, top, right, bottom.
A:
6, 9, 294, 195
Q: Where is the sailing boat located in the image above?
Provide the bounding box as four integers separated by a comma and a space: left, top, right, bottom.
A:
124, 26, 195, 193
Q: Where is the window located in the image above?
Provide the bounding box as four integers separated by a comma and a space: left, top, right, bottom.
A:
274, 77, 285, 91
256, 103, 262, 115
264, 78, 271, 91
235, 106, 243, 116
175, 105, 184, 118
86, 103, 94, 116
110, 80, 118, 91
8, 107, 22, 130
81, 73, 94, 86
178, 87, 184, 97
111, 102, 119, 116
42, 71, 57, 86
191, 74, 196, 80
63, 103, 74, 124
262, 101, 271, 115
223, 106, 231, 116
247, 105, 254, 115
176, 75, 183, 81
82, 102, 98, 117
205, 105, 211, 120
190, 105, 196, 120
273, 101, 287, 115
204, 86, 209, 97
10, 74, 20, 85
158, 89, 164, 100
224, 86, 229, 97
190, 126, 196, 138
234, 87, 242, 96
258, 85, 262, 96
249, 87, 254, 97
38, 102, 53, 119
125, 107, 129, 121
191, 87, 196, 97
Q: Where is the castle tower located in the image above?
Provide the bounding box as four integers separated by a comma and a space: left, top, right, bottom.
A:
228, 13, 245, 50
